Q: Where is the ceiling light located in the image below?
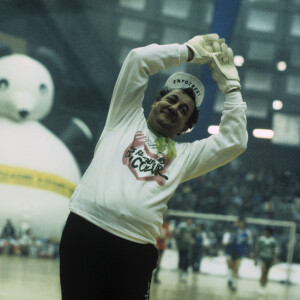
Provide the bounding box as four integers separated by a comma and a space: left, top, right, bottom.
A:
208, 125, 219, 135
184, 127, 194, 133
272, 100, 283, 110
252, 129, 274, 139
277, 61, 287, 71
234, 55, 244, 67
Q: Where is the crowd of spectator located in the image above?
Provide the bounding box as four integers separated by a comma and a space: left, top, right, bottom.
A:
0, 219, 59, 259
169, 160, 300, 263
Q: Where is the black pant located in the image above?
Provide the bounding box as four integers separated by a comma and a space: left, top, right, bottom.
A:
59, 213, 158, 300
178, 249, 189, 272
191, 246, 202, 272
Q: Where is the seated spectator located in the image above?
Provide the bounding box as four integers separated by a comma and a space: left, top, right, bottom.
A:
19, 229, 33, 256
39, 239, 56, 258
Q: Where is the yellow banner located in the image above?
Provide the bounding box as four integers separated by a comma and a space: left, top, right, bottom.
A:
0, 165, 76, 198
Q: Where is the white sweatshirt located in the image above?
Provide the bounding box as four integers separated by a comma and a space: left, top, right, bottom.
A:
70, 43, 248, 245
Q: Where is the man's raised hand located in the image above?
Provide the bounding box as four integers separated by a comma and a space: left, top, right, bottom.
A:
184, 34, 224, 64
207, 41, 241, 94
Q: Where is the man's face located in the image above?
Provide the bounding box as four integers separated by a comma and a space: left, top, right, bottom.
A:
236, 221, 245, 229
147, 89, 195, 138
264, 230, 271, 238
187, 218, 193, 225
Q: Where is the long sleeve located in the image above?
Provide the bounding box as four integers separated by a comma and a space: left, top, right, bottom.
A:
180, 91, 248, 182
105, 43, 188, 129
70, 43, 247, 245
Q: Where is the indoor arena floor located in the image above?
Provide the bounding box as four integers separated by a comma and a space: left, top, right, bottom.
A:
0, 256, 299, 300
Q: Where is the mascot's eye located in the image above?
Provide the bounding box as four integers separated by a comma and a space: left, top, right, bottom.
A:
39, 83, 48, 94
0, 78, 9, 90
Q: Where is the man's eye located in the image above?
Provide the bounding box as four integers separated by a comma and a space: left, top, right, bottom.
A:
167, 97, 176, 103
180, 108, 187, 115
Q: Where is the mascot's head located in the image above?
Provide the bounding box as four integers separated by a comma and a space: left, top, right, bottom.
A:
0, 53, 54, 122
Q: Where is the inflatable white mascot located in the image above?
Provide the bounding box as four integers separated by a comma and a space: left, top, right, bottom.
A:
0, 53, 81, 241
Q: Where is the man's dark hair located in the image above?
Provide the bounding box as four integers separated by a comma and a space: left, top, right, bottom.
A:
156, 87, 199, 132
265, 226, 273, 235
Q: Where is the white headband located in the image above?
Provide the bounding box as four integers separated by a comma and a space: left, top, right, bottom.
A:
164, 72, 205, 108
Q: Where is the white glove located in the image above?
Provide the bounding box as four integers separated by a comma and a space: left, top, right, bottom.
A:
207, 42, 241, 94
184, 34, 224, 64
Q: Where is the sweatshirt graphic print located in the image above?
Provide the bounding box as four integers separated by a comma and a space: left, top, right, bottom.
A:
122, 131, 171, 186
